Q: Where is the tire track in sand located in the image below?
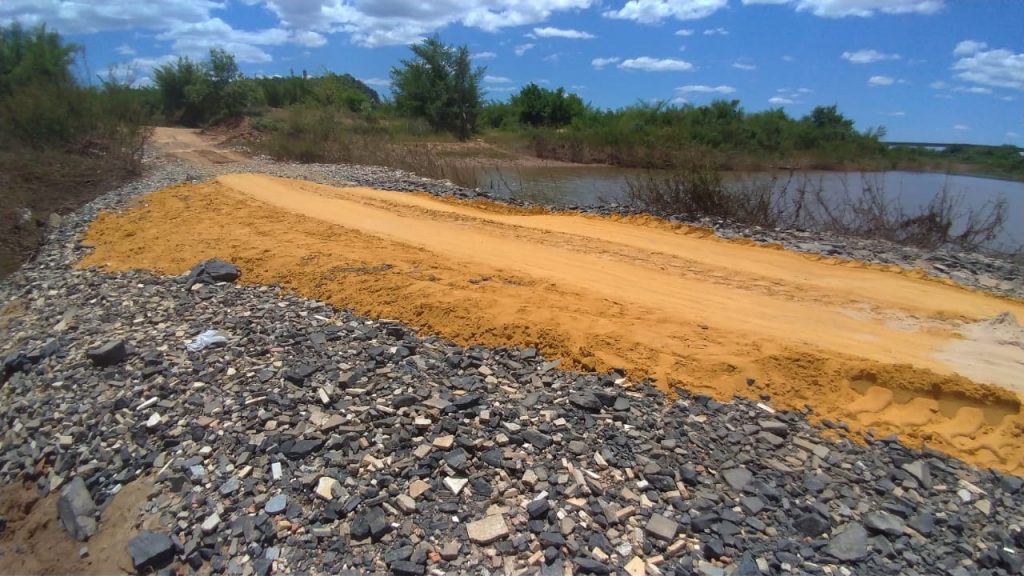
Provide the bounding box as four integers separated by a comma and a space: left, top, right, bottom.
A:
79, 174, 1024, 474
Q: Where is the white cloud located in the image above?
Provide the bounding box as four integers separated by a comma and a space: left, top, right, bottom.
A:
362, 77, 391, 87
953, 86, 992, 95
677, 84, 735, 94
929, 80, 948, 89
740, 0, 943, 17
1007, 131, 1020, 139
675, 28, 694, 36
514, 43, 535, 56
292, 30, 327, 48
841, 49, 900, 64
868, 75, 895, 86
0, 0, 222, 34
532, 26, 595, 39
771, 87, 808, 104
129, 54, 179, 73
115, 43, 136, 56
732, 62, 756, 71
703, 27, 728, 35
619, 57, 694, 72
592, 57, 622, 69
952, 44, 1024, 91
603, 0, 729, 24
884, 111, 906, 116
484, 75, 513, 84
781, 55, 795, 62
0, 1, 321, 63
953, 40, 987, 56
953, 124, 969, 131
272, 0, 596, 47
473, 51, 498, 60
154, 18, 290, 63
671, 96, 689, 105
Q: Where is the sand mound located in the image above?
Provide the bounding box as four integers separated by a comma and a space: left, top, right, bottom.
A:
79, 174, 1024, 474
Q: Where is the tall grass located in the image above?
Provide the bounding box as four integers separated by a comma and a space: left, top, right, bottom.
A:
256, 105, 478, 187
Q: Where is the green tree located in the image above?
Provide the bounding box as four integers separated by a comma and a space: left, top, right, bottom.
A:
154, 49, 251, 126
390, 35, 484, 140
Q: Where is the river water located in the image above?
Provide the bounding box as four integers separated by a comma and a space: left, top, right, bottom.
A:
470, 167, 1024, 252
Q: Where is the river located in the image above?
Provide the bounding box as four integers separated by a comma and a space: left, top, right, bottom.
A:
470, 167, 1024, 252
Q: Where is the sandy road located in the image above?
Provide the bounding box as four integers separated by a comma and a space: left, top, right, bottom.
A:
81, 173, 1024, 473
150, 127, 247, 166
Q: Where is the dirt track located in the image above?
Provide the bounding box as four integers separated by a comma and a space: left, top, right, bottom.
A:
80, 174, 1024, 474
150, 127, 247, 166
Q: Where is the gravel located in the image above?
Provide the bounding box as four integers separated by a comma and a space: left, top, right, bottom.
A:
0, 153, 1022, 574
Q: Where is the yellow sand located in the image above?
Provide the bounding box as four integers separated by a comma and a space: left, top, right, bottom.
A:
79, 174, 1024, 474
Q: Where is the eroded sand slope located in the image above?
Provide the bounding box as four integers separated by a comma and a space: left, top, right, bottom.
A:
80, 174, 1024, 473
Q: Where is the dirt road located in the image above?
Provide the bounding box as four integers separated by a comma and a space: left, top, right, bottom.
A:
80, 174, 1024, 473
150, 127, 247, 166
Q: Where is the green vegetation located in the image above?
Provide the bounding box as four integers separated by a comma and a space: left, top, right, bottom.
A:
390, 36, 484, 141
626, 158, 1012, 253
153, 50, 379, 126
0, 23, 150, 278
518, 100, 888, 170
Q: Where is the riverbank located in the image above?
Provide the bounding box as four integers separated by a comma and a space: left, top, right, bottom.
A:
2, 150, 1024, 575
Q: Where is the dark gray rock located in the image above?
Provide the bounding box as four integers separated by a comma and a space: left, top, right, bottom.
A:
128, 532, 175, 572
864, 511, 905, 537
86, 339, 127, 367
574, 558, 612, 574
793, 513, 830, 537
826, 523, 869, 562
185, 258, 240, 288
58, 476, 97, 541
722, 467, 753, 492
568, 391, 603, 412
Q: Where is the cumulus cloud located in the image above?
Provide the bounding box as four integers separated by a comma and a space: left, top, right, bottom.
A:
953, 124, 969, 131
532, 26, 595, 39
732, 62, 756, 71
473, 51, 497, 60
0, 0, 317, 63
677, 84, 735, 94
603, 0, 729, 24
592, 57, 622, 70
952, 44, 1024, 91
619, 57, 694, 71
361, 77, 391, 87
841, 49, 900, 64
953, 40, 987, 56
868, 75, 896, 86
675, 29, 694, 36
768, 96, 794, 105
484, 75, 514, 84
740, 0, 943, 17
115, 44, 136, 56
268, 0, 596, 46
292, 30, 327, 47
703, 27, 728, 35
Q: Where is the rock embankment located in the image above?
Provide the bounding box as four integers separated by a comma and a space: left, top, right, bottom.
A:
0, 157, 1022, 575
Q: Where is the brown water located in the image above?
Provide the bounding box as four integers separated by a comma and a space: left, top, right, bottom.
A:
471, 167, 1024, 251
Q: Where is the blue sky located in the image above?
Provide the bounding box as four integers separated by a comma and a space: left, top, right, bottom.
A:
4, 0, 1022, 145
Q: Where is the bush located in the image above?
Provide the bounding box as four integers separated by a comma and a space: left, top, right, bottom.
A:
0, 22, 149, 277
626, 159, 1013, 253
